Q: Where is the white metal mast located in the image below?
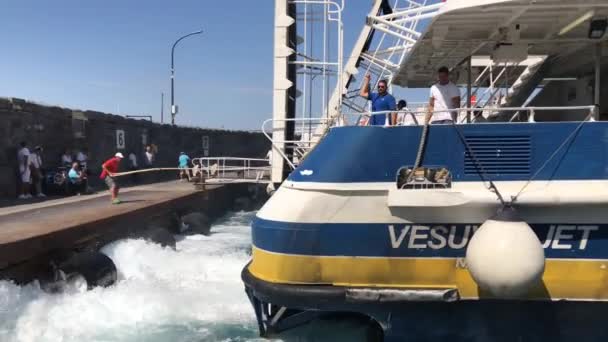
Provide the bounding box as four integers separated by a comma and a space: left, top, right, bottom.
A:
270, 0, 344, 184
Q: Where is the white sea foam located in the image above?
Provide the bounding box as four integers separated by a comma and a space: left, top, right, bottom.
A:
0, 211, 262, 342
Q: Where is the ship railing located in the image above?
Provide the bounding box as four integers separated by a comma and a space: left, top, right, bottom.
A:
190, 157, 271, 184
263, 105, 597, 169
358, 105, 598, 125
262, 117, 334, 170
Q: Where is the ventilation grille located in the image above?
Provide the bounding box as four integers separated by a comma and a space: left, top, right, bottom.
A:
464, 136, 531, 176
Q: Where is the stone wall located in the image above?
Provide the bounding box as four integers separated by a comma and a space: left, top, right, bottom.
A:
0, 97, 270, 198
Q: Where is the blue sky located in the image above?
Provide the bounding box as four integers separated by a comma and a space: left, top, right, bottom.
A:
0, 1, 430, 130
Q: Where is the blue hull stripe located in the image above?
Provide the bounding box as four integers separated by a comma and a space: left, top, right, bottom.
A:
252, 218, 608, 259
288, 123, 608, 183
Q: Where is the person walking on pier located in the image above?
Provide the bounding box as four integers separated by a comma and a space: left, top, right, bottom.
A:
30, 146, 46, 198
178, 152, 191, 182
145, 145, 155, 167
100, 152, 124, 204
17, 142, 32, 199
128, 151, 139, 184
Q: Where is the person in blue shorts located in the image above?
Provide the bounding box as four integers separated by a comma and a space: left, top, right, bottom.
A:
178, 152, 191, 181
359, 73, 397, 126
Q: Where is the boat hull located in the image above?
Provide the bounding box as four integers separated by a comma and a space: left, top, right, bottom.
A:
243, 122, 608, 339
243, 266, 608, 341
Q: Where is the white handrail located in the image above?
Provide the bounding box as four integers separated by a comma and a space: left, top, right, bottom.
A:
264, 105, 596, 133
191, 157, 271, 181
354, 106, 597, 123
262, 117, 332, 169
261, 105, 597, 171
192, 157, 269, 162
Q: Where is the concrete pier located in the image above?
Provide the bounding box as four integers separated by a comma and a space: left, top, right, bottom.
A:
0, 181, 259, 284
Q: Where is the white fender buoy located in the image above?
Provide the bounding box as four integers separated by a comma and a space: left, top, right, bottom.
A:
465, 207, 545, 297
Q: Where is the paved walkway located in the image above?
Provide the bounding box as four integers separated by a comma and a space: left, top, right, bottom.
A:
0, 181, 208, 245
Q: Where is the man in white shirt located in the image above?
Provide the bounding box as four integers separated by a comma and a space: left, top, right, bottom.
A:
128, 152, 138, 168
425, 66, 461, 125
76, 148, 89, 169
61, 149, 73, 167
17, 141, 32, 199
128, 152, 139, 184
145, 145, 154, 167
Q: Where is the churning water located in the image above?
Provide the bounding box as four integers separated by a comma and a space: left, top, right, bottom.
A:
0, 211, 264, 342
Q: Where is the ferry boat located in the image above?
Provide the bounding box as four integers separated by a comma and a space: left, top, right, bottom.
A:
242, 0, 608, 340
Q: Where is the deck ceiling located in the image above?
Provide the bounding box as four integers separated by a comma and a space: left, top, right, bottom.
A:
395, 0, 608, 87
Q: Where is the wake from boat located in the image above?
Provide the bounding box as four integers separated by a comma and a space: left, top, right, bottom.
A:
0, 211, 263, 342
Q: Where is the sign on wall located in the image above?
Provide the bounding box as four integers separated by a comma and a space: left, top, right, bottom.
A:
116, 129, 125, 149
202, 136, 210, 157
141, 132, 148, 146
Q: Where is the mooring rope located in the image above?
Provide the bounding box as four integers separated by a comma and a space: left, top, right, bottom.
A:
403, 121, 430, 187
449, 121, 507, 207
110, 167, 196, 177
412, 123, 429, 170
511, 113, 591, 203
404, 110, 507, 205
450, 113, 592, 207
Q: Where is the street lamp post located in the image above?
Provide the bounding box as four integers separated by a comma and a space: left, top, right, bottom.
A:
171, 29, 203, 125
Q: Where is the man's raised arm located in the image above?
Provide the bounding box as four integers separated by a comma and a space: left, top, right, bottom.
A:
360, 73, 371, 99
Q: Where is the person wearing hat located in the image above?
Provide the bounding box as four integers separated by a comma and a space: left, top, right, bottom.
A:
100, 152, 124, 204
178, 152, 191, 182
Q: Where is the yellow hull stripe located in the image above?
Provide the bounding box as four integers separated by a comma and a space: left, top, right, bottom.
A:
250, 246, 608, 300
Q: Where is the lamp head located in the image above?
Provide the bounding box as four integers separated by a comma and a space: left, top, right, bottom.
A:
589, 18, 607, 39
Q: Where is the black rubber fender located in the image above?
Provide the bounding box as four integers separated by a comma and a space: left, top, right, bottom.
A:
181, 212, 211, 235
58, 252, 117, 290
39, 262, 68, 294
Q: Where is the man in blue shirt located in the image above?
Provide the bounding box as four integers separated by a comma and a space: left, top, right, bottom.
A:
359, 73, 397, 126
178, 152, 191, 181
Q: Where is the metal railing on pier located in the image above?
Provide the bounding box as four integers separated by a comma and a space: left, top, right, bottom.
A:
190, 157, 272, 184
